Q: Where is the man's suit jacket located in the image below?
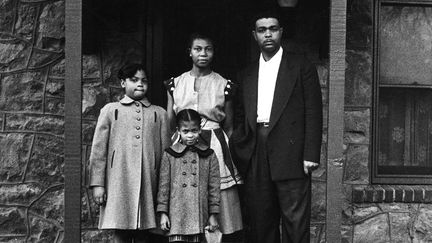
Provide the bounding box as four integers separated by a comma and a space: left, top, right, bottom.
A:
231, 50, 323, 181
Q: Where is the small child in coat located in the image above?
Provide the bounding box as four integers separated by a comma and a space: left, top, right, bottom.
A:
89, 63, 170, 243
157, 109, 220, 243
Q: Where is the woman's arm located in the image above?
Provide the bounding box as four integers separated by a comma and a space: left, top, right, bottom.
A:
166, 91, 176, 134
223, 100, 234, 138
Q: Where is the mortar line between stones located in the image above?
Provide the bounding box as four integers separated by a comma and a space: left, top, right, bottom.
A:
0, 130, 63, 138
0, 32, 32, 44
30, 3, 41, 48
42, 66, 50, 113
0, 110, 64, 117
386, 212, 392, 242
11, 0, 20, 35
353, 211, 388, 225
21, 133, 36, 183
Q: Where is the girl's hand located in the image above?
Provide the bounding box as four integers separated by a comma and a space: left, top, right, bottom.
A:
160, 213, 170, 231
92, 186, 106, 206
205, 214, 219, 232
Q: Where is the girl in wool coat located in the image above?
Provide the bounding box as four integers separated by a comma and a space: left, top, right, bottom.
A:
89, 63, 170, 243
157, 109, 220, 243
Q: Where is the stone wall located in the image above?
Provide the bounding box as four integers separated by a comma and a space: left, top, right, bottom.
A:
0, 0, 65, 242
343, 0, 432, 242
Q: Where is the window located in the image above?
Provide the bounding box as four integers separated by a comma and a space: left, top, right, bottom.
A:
373, 0, 432, 184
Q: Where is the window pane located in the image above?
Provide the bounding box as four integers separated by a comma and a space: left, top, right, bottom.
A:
379, 5, 432, 86
378, 88, 432, 175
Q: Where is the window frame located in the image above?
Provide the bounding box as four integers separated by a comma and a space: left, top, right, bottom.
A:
372, 0, 432, 184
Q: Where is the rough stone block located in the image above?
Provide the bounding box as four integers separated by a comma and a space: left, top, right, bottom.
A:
346, 0, 372, 49
0, 41, 31, 72
344, 109, 370, 144
82, 84, 108, 119
5, 114, 64, 135
311, 182, 326, 222
353, 213, 390, 242
36, 0, 65, 51
14, 3, 38, 40
0, 71, 44, 112
343, 144, 369, 184
28, 48, 63, 69
0, 0, 15, 32
27, 216, 61, 242
389, 212, 411, 243
26, 135, 64, 185
109, 87, 124, 102
0, 207, 26, 234
352, 204, 380, 222
45, 97, 64, 115
46, 78, 64, 97
82, 120, 96, 145
30, 187, 63, 224
82, 55, 101, 79
0, 133, 32, 182
81, 229, 113, 242
49, 58, 64, 78
0, 183, 42, 205
345, 50, 372, 107
341, 224, 353, 243
413, 205, 432, 242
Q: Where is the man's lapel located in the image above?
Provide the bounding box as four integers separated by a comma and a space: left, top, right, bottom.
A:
268, 52, 297, 131
244, 62, 259, 132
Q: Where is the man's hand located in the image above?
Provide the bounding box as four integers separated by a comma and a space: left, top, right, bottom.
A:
303, 160, 319, 175
92, 186, 106, 206
160, 213, 171, 231
205, 214, 219, 232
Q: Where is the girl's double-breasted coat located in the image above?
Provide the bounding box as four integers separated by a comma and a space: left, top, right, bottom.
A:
89, 96, 170, 229
157, 142, 220, 236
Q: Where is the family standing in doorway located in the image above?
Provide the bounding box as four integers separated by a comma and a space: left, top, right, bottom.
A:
89, 10, 322, 243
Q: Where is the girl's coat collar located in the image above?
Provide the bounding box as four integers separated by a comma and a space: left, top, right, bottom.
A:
120, 96, 151, 107
166, 142, 213, 158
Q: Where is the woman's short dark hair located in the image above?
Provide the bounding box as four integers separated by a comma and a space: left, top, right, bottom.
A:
176, 109, 201, 127
118, 63, 146, 80
188, 32, 215, 49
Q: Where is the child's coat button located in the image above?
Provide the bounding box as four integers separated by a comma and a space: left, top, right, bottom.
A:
136, 110, 140, 113
136, 126, 140, 130
137, 117, 141, 121
192, 183, 197, 187
135, 103, 139, 106
183, 160, 187, 164
191, 160, 197, 164
182, 184, 187, 187
182, 172, 186, 175
135, 135, 140, 139
192, 172, 196, 175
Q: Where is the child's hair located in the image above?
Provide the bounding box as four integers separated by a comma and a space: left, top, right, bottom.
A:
118, 63, 146, 80
188, 32, 215, 50
176, 109, 201, 127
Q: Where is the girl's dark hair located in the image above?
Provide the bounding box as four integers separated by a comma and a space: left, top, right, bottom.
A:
176, 109, 201, 127
118, 63, 146, 80
188, 32, 215, 49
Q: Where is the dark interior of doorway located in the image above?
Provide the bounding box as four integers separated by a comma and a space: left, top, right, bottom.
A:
83, 0, 329, 106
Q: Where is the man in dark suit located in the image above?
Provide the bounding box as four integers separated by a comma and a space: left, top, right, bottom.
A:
231, 11, 322, 243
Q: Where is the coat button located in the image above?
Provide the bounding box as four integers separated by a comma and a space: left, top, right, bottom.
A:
192, 172, 196, 175
192, 183, 197, 187
135, 135, 140, 139
182, 184, 187, 187
182, 172, 186, 175
191, 160, 197, 164
136, 126, 140, 130
137, 117, 141, 121
136, 110, 140, 113
183, 160, 187, 164
135, 103, 139, 106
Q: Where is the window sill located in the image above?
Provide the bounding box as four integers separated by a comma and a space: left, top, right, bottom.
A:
352, 185, 432, 203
